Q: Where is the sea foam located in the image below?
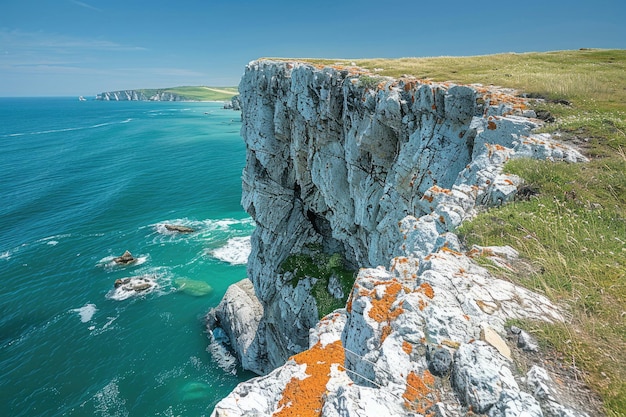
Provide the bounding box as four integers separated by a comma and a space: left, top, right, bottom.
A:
72, 303, 98, 323
210, 236, 251, 265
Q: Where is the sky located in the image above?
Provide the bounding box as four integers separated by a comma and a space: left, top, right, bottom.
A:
0, 0, 624, 96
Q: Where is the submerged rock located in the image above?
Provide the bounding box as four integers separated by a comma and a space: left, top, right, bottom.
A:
174, 278, 213, 296
180, 381, 212, 402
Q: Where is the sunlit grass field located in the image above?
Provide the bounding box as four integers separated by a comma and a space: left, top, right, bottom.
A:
293, 49, 626, 416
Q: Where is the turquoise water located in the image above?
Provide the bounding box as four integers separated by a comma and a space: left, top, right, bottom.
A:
0, 98, 254, 416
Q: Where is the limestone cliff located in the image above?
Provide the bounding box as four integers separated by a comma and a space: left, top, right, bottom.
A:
96, 90, 188, 101
208, 60, 593, 416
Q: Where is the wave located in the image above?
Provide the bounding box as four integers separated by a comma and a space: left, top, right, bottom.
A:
210, 236, 251, 265
0, 119, 133, 138
149, 217, 255, 252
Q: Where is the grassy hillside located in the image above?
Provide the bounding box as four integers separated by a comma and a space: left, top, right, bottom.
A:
136, 86, 238, 101
296, 50, 626, 416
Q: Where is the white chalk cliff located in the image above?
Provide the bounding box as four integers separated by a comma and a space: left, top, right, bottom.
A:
208, 60, 592, 416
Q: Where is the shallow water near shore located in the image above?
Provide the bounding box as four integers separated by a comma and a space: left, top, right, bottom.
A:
0, 98, 254, 416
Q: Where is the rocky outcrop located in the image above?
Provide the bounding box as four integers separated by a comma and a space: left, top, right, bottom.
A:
206, 279, 265, 374
223, 95, 241, 110
113, 250, 137, 265
108, 275, 158, 300
95, 90, 187, 101
209, 60, 592, 416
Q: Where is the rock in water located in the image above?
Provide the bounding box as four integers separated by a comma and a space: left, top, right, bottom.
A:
164, 224, 195, 233
180, 381, 212, 402
108, 275, 158, 300
113, 250, 136, 265
206, 279, 266, 374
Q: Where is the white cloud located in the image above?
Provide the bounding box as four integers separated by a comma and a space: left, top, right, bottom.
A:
0, 29, 146, 60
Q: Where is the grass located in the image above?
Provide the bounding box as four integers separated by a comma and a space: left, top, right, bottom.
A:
135, 86, 238, 101
280, 248, 355, 319
277, 49, 626, 415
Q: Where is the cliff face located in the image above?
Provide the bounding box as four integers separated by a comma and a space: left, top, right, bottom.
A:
95, 90, 187, 101
208, 61, 592, 416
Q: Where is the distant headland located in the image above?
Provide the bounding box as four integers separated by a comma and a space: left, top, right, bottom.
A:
95, 86, 238, 102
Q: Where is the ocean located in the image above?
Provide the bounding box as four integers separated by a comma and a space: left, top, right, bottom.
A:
0, 98, 255, 416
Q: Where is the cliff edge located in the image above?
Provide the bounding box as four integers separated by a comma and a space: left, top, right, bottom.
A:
208, 60, 594, 416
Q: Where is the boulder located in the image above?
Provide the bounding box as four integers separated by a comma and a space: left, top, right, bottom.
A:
206, 279, 266, 374
113, 250, 136, 265
108, 275, 158, 300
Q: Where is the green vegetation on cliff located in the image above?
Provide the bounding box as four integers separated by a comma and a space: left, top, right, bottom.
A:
291, 49, 625, 416
280, 247, 355, 320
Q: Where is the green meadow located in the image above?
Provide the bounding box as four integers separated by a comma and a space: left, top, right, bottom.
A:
136, 85, 238, 101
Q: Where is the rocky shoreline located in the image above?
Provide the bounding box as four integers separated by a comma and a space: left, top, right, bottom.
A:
208, 60, 597, 416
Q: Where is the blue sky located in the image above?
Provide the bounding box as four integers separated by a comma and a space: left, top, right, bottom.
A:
1, 0, 624, 96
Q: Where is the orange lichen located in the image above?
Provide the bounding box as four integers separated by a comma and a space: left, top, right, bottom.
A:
440, 246, 463, 256
368, 281, 405, 323
487, 121, 497, 130
504, 178, 514, 185
418, 299, 427, 311
417, 282, 435, 299
402, 370, 437, 414
346, 293, 354, 313
358, 280, 407, 344
463, 314, 471, 321
422, 194, 434, 203
380, 325, 393, 343
402, 341, 413, 355
438, 215, 445, 224
429, 185, 452, 195
403, 80, 418, 91
274, 340, 345, 417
